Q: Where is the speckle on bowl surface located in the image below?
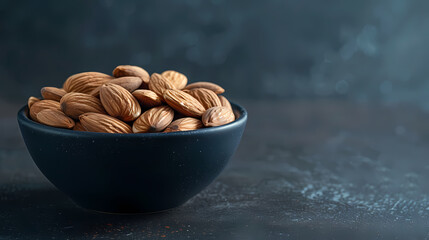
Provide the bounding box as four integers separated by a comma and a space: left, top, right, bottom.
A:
17, 102, 247, 213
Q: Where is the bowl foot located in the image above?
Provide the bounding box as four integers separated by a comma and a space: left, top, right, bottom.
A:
72, 199, 185, 214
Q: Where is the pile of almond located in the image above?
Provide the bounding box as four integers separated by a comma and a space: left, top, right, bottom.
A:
27, 65, 235, 133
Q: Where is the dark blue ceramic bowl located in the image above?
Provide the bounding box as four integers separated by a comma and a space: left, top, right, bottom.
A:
17, 102, 247, 213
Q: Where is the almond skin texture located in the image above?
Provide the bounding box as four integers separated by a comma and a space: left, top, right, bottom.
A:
164, 117, 203, 133
161, 70, 188, 89
100, 83, 141, 122
36, 109, 75, 129
29, 100, 61, 121
185, 82, 225, 94
148, 73, 175, 100
41, 87, 67, 101
163, 89, 206, 117
132, 106, 174, 133
218, 95, 232, 111
186, 88, 222, 110
28, 96, 40, 109
60, 92, 105, 120
79, 113, 132, 133
90, 76, 143, 97
112, 65, 150, 89
73, 121, 86, 131
202, 106, 235, 127
63, 72, 113, 94
132, 89, 162, 108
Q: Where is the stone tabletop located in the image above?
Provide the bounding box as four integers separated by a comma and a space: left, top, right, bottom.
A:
1, 100, 429, 239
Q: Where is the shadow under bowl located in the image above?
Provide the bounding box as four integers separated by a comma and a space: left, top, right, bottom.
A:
17, 102, 247, 214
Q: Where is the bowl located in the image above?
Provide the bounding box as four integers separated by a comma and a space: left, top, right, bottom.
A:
17, 102, 247, 213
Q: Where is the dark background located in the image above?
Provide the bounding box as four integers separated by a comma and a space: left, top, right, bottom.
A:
1, 0, 428, 105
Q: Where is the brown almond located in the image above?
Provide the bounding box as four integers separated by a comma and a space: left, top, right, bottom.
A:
148, 73, 175, 100
218, 95, 232, 111
41, 87, 67, 101
132, 89, 162, 108
161, 70, 188, 89
79, 113, 132, 133
89, 76, 143, 97
63, 72, 113, 94
28, 96, 40, 109
185, 82, 225, 94
29, 100, 61, 121
202, 107, 235, 127
163, 89, 206, 117
132, 106, 174, 133
73, 121, 86, 131
186, 88, 222, 110
60, 92, 105, 120
100, 83, 141, 122
164, 117, 203, 133
112, 65, 150, 89
36, 109, 75, 129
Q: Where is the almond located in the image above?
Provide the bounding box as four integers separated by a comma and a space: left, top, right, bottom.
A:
90, 76, 143, 97
27, 96, 40, 109
218, 95, 232, 111
161, 70, 188, 89
100, 83, 141, 122
185, 82, 225, 94
79, 113, 132, 133
73, 121, 86, 131
132, 105, 174, 133
41, 87, 67, 101
148, 73, 175, 100
36, 109, 75, 129
112, 65, 150, 89
63, 72, 113, 94
163, 89, 206, 117
202, 106, 235, 127
29, 100, 61, 121
132, 89, 162, 108
186, 88, 222, 110
164, 117, 203, 133
60, 92, 105, 120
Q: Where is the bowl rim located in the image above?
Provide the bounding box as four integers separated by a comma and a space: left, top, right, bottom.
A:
17, 101, 248, 138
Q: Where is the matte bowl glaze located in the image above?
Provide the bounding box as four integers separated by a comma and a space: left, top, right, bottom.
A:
17, 102, 247, 213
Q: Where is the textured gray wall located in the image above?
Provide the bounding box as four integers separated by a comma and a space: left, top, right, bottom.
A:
1, 0, 428, 106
